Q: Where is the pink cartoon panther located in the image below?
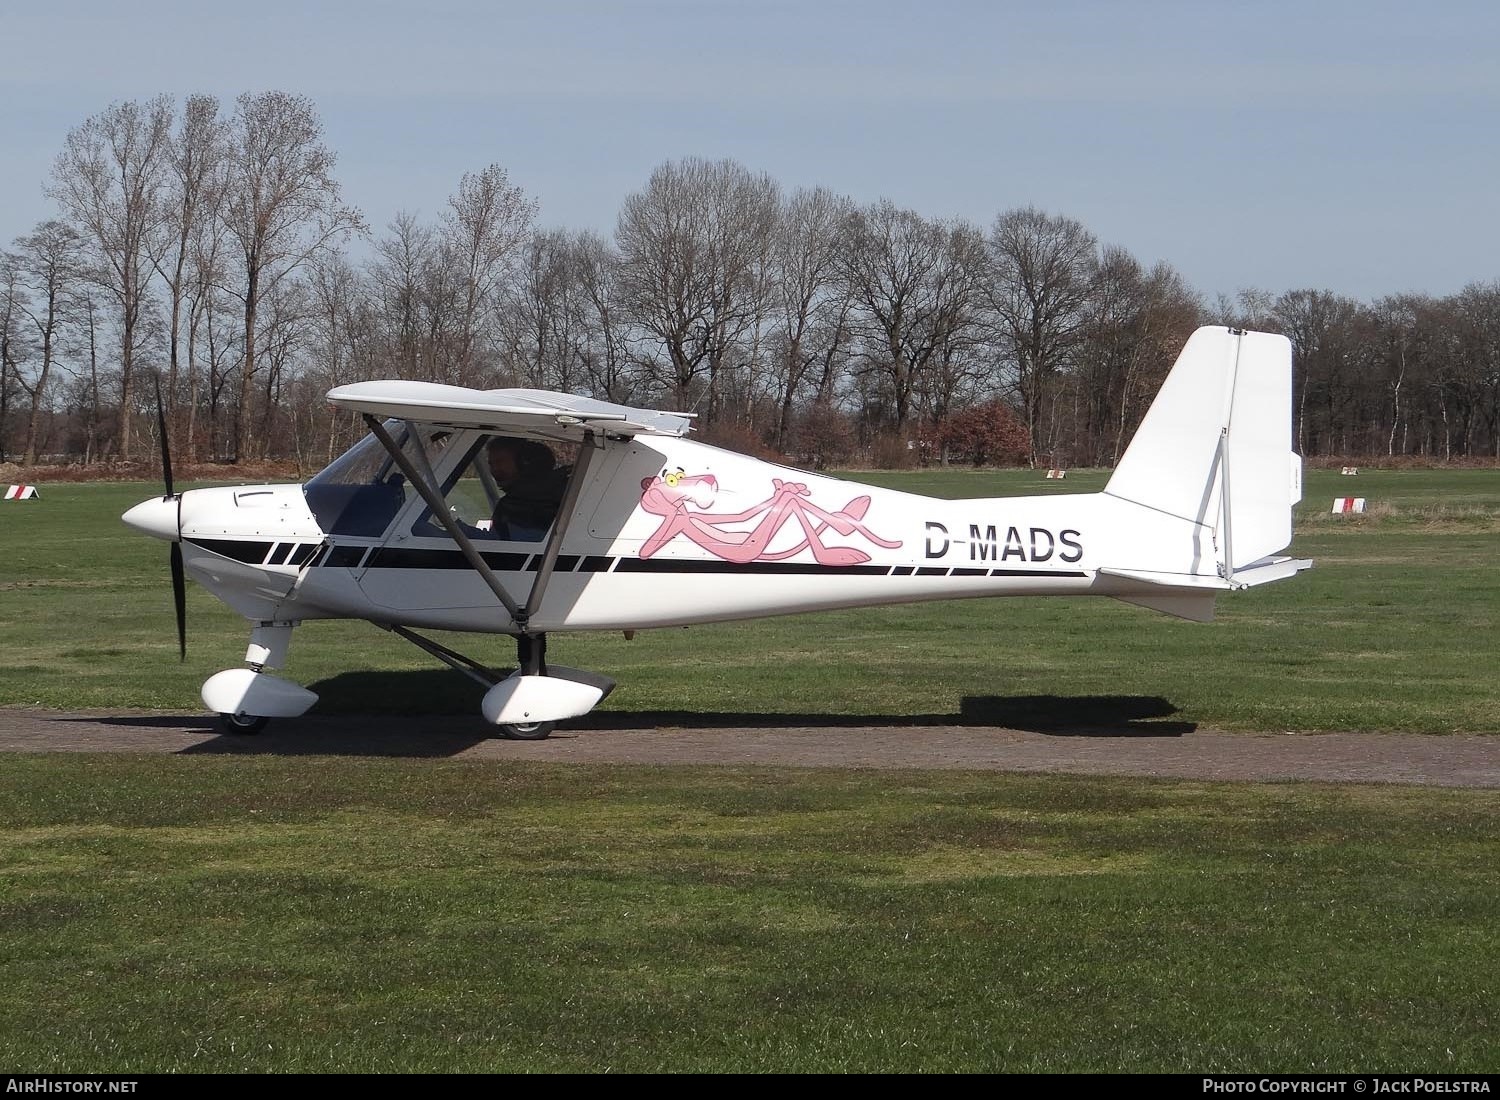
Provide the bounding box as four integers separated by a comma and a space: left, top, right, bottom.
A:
638, 468, 903, 566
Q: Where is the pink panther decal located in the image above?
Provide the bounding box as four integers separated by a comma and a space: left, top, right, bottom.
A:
638, 469, 903, 566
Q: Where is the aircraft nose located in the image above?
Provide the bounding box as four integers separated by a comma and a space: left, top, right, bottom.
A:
121, 495, 180, 541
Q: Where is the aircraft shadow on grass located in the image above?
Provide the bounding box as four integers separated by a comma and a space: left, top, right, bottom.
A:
305, 669, 1196, 736
77, 669, 1195, 756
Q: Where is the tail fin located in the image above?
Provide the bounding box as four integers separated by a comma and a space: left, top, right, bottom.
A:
1104, 326, 1301, 576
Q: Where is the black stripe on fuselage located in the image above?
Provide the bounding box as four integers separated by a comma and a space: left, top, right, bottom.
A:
326, 545, 367, 568
276, 542, 1091, 581
364, 547, 534, 571
187, 539, 334, 568
187, 538, 276, 564
985, 568, 1088, 578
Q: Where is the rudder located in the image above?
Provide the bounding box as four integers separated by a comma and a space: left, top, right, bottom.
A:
1104, 327, 1297, 572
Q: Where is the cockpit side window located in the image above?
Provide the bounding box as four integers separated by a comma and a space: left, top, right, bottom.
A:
410, 436, 494, 536
412, 434, 575, 543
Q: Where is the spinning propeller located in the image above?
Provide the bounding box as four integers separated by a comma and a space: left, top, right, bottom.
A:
152, 372, 187, 660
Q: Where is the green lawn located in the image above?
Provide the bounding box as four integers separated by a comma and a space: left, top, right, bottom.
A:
2, 469, 1497, 732
0, 470, 1495, 1073
0, 755, 1493, 1072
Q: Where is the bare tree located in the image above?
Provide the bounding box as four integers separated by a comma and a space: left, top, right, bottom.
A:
303, 250, 370, 462
914, 222, 989, 434
1447, 281, 1500, 457
616, 157, 780, 418
47, 95, 173, 460
0, 255, 26, 461
180, 194, 237, 462
573, 231, 633, 402
616, 161, 711, 408
442, 164, 536, 384
985, 206, 1098, 467
1071, 248, 1201, 466
220, 91, 364, 460
182, 154, 233, 463
701, 165, 779, 428
25, 98, 1500, 467
501, 228, 599, 392
60, 289, 108, 462
11, 220, 83, 463
368, 210, 439, 379
1271, 289, 1365, 455
154, 94, 225, 458
1369, 294, 1429, 456
769, 187, 852, 448
419, 240, 466, 383
200, 273, 240, 461
256, 277, 311, 455
840, 199, 983, 434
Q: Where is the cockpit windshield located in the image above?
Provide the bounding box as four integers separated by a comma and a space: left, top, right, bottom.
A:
304, 422, 452, 537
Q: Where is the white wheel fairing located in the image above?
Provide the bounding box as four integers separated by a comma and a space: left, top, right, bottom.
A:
481, 674, 604, 726
201, 669, 318, 719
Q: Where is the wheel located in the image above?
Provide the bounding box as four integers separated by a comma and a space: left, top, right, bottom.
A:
218, 712, 270, 735
499, 720, 556, 741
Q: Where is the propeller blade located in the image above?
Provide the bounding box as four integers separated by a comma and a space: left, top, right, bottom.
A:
170, 540, 187, 661
153, 371, 174, 498
154, 370, 185, 659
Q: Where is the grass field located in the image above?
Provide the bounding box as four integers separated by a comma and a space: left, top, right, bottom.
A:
0, 755, 1495, 1072
1, 467, 1497, 732
0, 468, 1496, 1072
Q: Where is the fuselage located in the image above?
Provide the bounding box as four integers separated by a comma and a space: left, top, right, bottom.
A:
125, 430, 1208, 635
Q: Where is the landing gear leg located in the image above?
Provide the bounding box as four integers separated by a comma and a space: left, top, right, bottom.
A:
501, 633, 555, 739
516, 632, 548, 676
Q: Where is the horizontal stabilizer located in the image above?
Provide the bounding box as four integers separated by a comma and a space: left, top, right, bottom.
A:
1227, 556, 1313, 587
1100, 556, 1310, 593
1103, 555, 1311, 621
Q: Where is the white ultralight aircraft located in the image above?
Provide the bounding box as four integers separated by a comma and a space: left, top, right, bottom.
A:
123, 325, 1311, 739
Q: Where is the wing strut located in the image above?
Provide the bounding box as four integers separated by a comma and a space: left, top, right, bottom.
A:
522, 429, 598, 622
363, 414, 525, 629
387, 624, 503, 687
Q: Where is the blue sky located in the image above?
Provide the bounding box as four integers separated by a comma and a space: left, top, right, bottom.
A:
2, 0, 1496, 301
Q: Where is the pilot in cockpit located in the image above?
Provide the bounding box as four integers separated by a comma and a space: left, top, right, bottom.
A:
486, 436, 568, 541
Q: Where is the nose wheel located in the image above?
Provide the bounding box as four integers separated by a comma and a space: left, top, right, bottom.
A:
218, 711, 270, 735
499, 720, 556, 741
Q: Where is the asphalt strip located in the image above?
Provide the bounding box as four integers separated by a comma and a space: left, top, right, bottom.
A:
0, 709, 1495, 788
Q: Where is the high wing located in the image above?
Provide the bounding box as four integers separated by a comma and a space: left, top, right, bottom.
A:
326, 381, 694, 439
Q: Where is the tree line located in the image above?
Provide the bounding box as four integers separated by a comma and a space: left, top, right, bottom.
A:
3, 93, 1497, 472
